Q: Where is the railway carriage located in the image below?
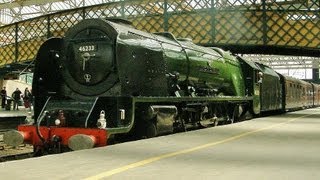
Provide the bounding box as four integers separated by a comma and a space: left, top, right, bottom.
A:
283, 76, 312, 110
312, 83, 320, 106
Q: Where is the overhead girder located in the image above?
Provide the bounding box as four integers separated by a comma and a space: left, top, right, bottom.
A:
242, 54, 320, 70
0, 0, 86, 24
0, 0, 64, 9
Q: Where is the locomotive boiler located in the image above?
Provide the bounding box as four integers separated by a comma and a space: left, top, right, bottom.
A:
4, 18, 266, 154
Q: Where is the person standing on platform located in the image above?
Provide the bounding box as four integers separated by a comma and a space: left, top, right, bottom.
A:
12, 88, 22, 110
23, 87, 32, 110
0, 87, 6, 109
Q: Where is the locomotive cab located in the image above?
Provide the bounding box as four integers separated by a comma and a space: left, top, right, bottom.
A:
238, 57, 262, 115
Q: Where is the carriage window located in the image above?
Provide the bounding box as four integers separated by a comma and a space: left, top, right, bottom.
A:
255, 71, 263, 83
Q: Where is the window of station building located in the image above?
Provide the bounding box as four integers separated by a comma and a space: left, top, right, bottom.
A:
19, 73, 33, 85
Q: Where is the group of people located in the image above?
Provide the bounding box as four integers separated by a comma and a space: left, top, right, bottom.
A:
0, 87, 33, 111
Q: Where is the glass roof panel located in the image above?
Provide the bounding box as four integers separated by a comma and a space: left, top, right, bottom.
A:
0, 0, 119, 25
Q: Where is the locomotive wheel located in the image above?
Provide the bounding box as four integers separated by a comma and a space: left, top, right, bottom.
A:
146, 122, 157, 138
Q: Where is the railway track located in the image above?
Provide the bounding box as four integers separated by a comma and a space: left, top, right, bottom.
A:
0, 129, 33, 162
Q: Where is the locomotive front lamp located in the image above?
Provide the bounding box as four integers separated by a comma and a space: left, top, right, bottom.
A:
97, 110, 107, 129
55, 119, 61, 126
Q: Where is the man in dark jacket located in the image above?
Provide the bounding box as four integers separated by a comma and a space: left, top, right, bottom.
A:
12, 88, 22, 110
0, 87, 6, 109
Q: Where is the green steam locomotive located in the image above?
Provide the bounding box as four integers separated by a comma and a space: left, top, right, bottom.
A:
6, 18, 313, 155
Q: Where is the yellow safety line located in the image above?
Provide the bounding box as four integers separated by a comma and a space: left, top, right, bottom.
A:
85, 112, 317, 180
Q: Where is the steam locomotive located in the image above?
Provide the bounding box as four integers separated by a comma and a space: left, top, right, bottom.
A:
4, 18, 319, 154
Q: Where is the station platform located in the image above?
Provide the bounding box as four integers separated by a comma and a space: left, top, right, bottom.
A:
0, 108, 319, 179
0, 106, 31, 130
0, 106, 31, 118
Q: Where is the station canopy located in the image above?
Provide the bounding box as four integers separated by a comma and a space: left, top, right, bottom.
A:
0, 0, 111, 25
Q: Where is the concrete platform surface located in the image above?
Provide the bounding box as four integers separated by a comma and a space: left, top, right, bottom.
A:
0, 108, 320, 180
0, 106, 32, 118
0, 107, 31, 130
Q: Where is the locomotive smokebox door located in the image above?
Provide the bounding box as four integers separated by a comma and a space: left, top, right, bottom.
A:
61, 19, 119, 96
